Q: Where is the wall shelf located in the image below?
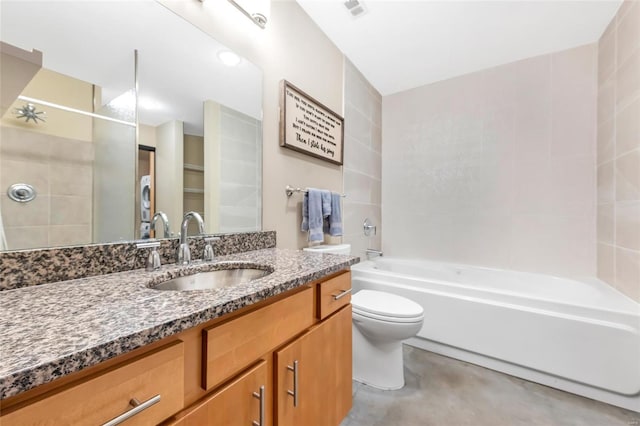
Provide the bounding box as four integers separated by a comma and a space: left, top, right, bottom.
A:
184, 188, 205, 194
184, 163, 204, 172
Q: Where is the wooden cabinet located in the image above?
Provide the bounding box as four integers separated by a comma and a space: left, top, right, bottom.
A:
317, 271, 352, 319
202, 287, 314, 391
275, 305, 352, 426
1, 270, 352, 426
1, 341, 184, 426
168, 359, 271, 426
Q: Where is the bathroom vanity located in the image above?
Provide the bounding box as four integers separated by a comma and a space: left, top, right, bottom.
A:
0, 248, 357, 426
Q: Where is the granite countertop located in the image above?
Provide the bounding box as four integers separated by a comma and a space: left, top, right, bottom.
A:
0, 248, 359, 400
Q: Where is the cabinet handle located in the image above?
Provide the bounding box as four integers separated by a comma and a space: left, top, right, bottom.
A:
101, 395, 161, 426
286, 360, 299, 407
333, 288, 351, 300
252, 385, 265, 426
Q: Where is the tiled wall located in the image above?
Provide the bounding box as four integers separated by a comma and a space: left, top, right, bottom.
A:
219, 105, 262, 233
597, 0, 640, 302
383, 44, 597, 278
1, 126, 94, 250
343, 59, 382, 260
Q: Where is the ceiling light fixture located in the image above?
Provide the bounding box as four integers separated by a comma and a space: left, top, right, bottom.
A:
17, 95, 135, 127
13, 103, 46, 124
227, 0, 270, 29
217, 50, 242, 67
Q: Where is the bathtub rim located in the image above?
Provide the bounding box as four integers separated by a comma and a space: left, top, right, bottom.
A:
351, 258, 640, 318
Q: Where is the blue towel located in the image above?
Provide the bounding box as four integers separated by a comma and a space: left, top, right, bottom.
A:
328, 192, 343, 236
301, 193, 309, 232
321, 190, 332, 217
305, 188, 325, 242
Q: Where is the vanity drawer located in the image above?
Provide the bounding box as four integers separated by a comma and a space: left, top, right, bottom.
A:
1, 341, 185, 426
202, 286, 314, 391
317, 271, 351, 320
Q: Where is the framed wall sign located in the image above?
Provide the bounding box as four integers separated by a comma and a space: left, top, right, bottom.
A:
280, 80, 344, 165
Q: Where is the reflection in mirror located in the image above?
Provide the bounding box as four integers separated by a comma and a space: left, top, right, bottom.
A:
0, 1, 263, 251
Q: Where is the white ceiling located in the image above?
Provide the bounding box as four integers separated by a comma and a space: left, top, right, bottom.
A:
297, 0, 622, 96
1, 0, 262, 135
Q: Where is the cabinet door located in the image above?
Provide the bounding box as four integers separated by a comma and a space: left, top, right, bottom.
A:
171, 359, 270, 426
275, 305, 352, 426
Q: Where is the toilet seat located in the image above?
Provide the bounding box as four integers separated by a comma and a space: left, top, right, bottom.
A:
352, 290, 424, 323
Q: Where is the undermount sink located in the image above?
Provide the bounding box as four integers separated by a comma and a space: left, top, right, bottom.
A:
151, 265, 272, 291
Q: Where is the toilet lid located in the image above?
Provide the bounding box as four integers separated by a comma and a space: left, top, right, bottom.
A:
352, 290, 423, 319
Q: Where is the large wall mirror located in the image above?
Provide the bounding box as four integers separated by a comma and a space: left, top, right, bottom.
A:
0, 0, 263, 251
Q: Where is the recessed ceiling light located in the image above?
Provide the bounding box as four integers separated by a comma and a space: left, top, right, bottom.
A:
217, 50, 241, 67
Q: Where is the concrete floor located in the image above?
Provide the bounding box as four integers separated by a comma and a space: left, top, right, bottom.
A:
341, 345, 640, 426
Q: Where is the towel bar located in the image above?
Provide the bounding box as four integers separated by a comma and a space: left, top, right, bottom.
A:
285, 185, 346, 198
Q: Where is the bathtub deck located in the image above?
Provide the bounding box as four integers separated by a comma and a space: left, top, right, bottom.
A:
342, 346, 640, 426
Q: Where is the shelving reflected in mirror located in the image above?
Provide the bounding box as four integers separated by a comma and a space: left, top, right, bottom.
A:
0, 0, 263, 251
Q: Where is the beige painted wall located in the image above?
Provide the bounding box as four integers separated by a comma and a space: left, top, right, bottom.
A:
1, 68, 93, 142
139, 124, 158, 148
161, 0, 344, 249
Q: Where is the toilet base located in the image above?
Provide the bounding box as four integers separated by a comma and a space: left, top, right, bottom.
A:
352, 323, 405, 390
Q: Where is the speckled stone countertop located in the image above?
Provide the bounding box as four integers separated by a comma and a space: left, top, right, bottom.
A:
0, 248, 359, 400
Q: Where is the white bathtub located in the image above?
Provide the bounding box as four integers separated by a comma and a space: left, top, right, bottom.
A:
351, 258, 640, 411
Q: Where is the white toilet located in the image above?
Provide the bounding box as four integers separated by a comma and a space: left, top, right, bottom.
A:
351, 289, 424, 390
303, 243, 424, 391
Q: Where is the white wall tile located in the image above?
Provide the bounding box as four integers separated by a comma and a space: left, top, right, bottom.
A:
383, 44, 597, 277
616, 201, 640, 250
616, 98, 640, 154
615, 248, 640, 300
343, 59, 382, 257
596, 0, 640, 302
597, 243, 616, 284
617, 0, 640, 66
2, 194, 49, 227
598, 19, 617, 85
597, 161, 615, 205
616, 49, 640, 110
597, 117, 615, 165
597, 203, 615, 244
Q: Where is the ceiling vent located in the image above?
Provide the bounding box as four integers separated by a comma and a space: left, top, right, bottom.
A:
344, 0, 367, 18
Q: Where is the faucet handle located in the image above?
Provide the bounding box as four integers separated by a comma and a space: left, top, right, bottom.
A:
177, 243, 191, 265
136, 241, 162, 271
203, 237, 220, 262
363, 218, 377, 236
148, 250, 161, 271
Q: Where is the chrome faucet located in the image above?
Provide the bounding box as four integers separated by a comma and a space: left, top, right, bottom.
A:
177, 211, 205, 265
150, 211, 171, 238
365, 248, 383, 258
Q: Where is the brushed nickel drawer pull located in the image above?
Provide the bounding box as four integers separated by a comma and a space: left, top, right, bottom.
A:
101, 394, 161, 426
252, 385, 265, 426
287, 360, 299, 407
332, 288, 351, 300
